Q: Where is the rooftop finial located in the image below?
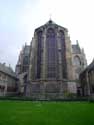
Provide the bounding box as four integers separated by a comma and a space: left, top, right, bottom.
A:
76, 40, 80, 47
76, 40, 79, 45
49, 14, 52, 20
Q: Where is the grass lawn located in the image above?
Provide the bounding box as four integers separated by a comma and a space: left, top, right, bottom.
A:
0, 101, 94, 125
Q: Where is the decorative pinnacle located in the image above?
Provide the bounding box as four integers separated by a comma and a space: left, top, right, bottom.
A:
49, 14, 52, 20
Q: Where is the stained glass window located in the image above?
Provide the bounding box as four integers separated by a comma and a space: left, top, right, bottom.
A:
73, 56, 81, 66
46, 28, 57, 78
36, 31, 42, 79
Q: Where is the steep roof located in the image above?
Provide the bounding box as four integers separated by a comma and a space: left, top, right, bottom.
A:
45, 19, 56, 25
85, 60, 94, 72
35, 19, 68, 32
72, 44, 81, 54
80, 60, 94, 75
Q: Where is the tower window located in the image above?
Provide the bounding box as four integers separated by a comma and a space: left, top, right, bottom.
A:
74, 56, 81, 66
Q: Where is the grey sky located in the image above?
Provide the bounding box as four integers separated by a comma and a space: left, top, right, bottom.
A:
0, 0, 94, 70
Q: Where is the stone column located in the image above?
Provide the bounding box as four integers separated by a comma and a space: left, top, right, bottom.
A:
41, 30, 47, 80
86, 71, 90, 96
65, 33, 73, 80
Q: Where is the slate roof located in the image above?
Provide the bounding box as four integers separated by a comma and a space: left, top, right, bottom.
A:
0, 63, 17, 78
85, 60, 94, 72
72, 44, 81, 54
35, 19, 68, 32
45, 20, 67, 30
80, 60, 94, 75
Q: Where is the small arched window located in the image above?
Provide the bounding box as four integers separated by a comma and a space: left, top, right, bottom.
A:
73, 56, 81, 66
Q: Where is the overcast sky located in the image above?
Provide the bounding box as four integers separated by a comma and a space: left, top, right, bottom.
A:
0, 0, 94, 70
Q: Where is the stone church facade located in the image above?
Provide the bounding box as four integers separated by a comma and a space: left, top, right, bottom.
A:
16, 20, 87, 100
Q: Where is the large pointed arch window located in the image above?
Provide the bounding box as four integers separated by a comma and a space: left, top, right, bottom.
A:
46, 28, 57, 78
73, 56, 81, 66
36, 31, 42, 79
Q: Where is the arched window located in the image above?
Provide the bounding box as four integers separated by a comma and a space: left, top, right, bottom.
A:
36, 31, 42, 79
46, 28, 56, 78
58, 30, 64, 49
59, 30, 65, 49
47, 28, 55, 37
73, 56, 81, 66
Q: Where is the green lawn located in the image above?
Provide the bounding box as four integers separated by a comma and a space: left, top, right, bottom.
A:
0, 101, 94, 125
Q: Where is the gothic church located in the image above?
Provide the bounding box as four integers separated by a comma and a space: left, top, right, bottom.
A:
16, 20, 87, 100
